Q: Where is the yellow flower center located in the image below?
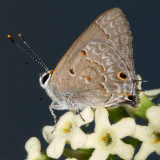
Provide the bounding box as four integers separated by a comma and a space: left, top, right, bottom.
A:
98, 129, 115, 150
152, 131, 160, 144
62, 122, 72, 133
101, 132, 112, 146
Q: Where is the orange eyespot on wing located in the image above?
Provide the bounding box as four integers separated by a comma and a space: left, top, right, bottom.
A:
69, 68, 74, 74
99, 84, 104, 89
87, 76, 92, 82
117, 72, 127, 80
99, 65, 104, 72
106, 34, 110, 39
93, 61, 99, 66
123, 93, 134, 101
99, 83, 106, 94
127, 95, 134, 101
101, 76, 105, 81
81, 50, 86, 57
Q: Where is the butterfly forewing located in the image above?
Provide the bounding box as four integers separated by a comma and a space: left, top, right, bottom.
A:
96, 8, 135, 78
50, 8, 138, 109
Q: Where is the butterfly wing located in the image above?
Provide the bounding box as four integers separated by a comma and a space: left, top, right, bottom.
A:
50, 8, 138, 110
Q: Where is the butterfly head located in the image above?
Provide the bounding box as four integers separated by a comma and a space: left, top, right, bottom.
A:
39, 70, 70, 110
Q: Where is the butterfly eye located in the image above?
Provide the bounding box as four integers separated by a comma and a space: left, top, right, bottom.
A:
42, 73, 50, 84
39, 72, 51, 89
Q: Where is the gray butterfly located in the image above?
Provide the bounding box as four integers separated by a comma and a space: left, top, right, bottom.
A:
39, 8, 139, 116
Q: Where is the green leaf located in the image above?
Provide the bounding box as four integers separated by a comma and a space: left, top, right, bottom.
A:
107, 154, 117, 160
63, 147, 94, 160
108, 106, 130, 122
135, 94, 155, 119
122, 137, 141, 149
106, 138, 141, 160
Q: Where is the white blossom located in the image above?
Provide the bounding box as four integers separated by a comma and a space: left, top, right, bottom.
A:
133, 106, 160, 160
42, 106, 94, 159
143, 89, 160, 100
83, 107, 136, 160
136, 75, 160, 100
25, 137, 42, 160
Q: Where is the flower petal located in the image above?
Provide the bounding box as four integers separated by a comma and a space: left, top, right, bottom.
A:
95, 107, 110, 132
111, 140, 134, 160
75, 106, 94, 127
144, 89, 160, 100
133, 125, 148, 141
89, 148, 109, 160
156, 147, 160, 155
136, 74, 142, 90
53, 112, 78, 139
146, 106, 160, 128
42, 125, 55, 143
84, 134, 97, 148
134, 141, 155, 160
68, 128, 87, 150
46, 136, 66, 159
111, 118, 136, 139
25, 137, 42, 160
55, 112, 76, 134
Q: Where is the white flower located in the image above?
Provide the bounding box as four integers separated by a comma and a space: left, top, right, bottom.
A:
133, 106, 160, 160
83, 107, 136, 160
136, 74, 160, 100
42, 106, 94, 159
136, 74, 143, 91
25, 137, 42, 160
42, 125, 55, 143
143, 89, 160, 100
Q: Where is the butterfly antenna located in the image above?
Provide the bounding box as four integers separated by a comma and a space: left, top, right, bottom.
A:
7, 34, 48, 72
133, 79, 148, 83
18, 33, 48, 71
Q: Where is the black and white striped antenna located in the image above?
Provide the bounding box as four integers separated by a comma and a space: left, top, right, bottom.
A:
7, 34, 48, 72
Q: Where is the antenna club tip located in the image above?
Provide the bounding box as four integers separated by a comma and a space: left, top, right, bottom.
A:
18, 33, 22, 38
7, 34, 15, 43
18, 33, 24, 41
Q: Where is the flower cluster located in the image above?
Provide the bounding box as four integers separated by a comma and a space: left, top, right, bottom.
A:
25, 89, 160, 160
133, 106, 160, 160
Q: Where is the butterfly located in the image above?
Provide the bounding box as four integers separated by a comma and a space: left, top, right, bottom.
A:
39, 7, 139, 118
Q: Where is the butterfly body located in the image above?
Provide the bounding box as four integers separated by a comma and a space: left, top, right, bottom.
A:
40, 8, 139, 111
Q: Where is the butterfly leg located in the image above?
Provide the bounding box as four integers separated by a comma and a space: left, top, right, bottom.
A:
105, 99, 127, 108
49, 105, 57, 125
67, 98, 85, 121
